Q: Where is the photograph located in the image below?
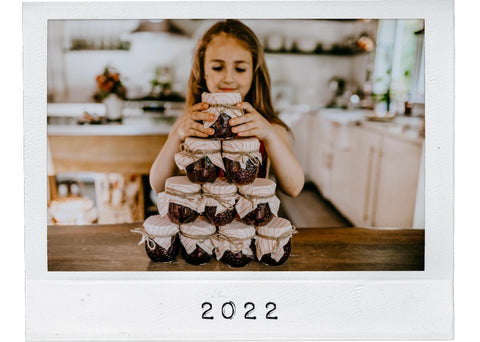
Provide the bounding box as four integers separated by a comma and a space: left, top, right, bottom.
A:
46, 18, 426, 272
23, 1, 454, 340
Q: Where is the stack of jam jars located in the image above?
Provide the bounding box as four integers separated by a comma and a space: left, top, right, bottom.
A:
133, 92, 296, 267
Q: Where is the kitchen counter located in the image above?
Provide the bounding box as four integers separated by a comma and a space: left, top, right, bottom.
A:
48, 222, 424, 271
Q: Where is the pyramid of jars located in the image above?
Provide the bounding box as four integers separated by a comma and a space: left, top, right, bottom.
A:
132, 93, 296, 267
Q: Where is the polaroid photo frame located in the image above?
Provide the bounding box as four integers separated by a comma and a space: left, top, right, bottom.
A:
24, 0, 454, 340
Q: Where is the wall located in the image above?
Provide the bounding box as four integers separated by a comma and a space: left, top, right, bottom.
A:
48, 19, 378, 107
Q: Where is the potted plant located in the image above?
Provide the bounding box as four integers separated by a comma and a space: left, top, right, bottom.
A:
94, 67, 127, 121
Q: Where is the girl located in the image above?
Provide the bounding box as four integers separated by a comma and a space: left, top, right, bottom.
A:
150, 19, 304, 197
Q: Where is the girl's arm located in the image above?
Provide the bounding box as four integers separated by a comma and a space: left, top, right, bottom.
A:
149, 102, 215, 193
230, 102, 304, 197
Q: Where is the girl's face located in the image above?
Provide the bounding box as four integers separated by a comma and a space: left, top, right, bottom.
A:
204, 34, 254, 100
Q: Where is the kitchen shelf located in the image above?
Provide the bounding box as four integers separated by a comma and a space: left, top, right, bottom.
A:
265, 49, 371, 56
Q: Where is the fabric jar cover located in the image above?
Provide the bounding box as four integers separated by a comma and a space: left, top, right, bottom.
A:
131, 215, 179, 251
179, 216, 216, 255
157, 176, 202, 217
202, 92, 243, 129
222, 137, 262, 169
174, 137, 225, 171
215, 220, 256, 260
201, 178, 238, 215
236, 178, 280, 218
255, 217, 295, 262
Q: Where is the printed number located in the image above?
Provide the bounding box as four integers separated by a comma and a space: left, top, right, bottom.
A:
221, 301, 236, 319
201, 302, 214, 320
201, 301, 277, 320
244, 302, 257, 320
265, 302, 278, 320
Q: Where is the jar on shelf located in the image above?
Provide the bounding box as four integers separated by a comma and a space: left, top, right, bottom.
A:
131, 215, 180, 263
236, 178, 280, 226
202, 92, 244, 139
222, 138, 262, 185
215, 220, 256, 268
174, 137, 224, 184
201, 178, 238, 227
157, 176, 202, 224
179, 216, 217, 265
255, 217, 297, 266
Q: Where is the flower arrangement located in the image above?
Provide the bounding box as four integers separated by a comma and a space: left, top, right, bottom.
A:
93, 66, 127, 102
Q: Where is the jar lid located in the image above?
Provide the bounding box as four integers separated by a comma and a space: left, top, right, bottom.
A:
202, 177, 237, 195
202, 92, 242, 105
165, 176, 202, 194
183, 137, 221, 152
201, 92, 244, 129
218, 220, 255, 239
180, 216, 216, 236
256, 217, 293, 238
222, 137, 260, 153
175, 138, 224, 171
238, 178, 276, 197
143, 215, 179, 236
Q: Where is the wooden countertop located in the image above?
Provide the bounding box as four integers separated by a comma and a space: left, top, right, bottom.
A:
47, 222, 424, 271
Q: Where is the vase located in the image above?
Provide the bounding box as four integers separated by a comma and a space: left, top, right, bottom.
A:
103, 94, 124, 121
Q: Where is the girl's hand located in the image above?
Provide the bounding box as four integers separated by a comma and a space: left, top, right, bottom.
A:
229, 102, 275, 141
173, 102, 215, 141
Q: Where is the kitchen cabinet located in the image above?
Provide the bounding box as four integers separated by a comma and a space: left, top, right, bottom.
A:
308, 113, 423, 229
372, 134, 423, 228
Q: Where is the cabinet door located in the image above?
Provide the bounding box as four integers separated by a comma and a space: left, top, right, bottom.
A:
308, 115, 328, 194
289, 114, 313, 180
345, 127, 382, 227
328, 123, 353, 220
372, 136, 422, 228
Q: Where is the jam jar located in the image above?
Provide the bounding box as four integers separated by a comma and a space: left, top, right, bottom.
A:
156, 176, 202, 224
131, 215, 180, 262
174, 137, 224, 184
215, 220, 256, 268
236, 178, 280, 226
222, 138, 262, 185
255, 217, 296, 266
201, 178, 238, 227
202, 92, 244, 139
179, 216, 217, 265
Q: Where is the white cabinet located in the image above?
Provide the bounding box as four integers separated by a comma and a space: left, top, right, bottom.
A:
372, 134, 423, 228
308, 113, 423, 228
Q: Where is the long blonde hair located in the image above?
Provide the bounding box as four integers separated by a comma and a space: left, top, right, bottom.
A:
186, 19, 289, 131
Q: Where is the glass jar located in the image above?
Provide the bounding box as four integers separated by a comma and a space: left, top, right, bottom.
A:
131, 215, 180, 262
179, 216, 217, 265
202, 92, 244, 139
156, 176, 202, 224
174, 137, 224, 184
201, 178, 238, 227
222, 138, 262, 185
236, 178, 280, 226
255, 217, 296, 266
215, 220, 256, 267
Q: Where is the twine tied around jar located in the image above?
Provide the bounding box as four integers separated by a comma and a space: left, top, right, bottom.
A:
256, 225, 298, 255
179, 143, 220, 161
179, 228, 216, 244
223, 150, 261, 166
238, 190, 275, 206
208, 103, 241, 112
202, 189, 238, 211
215, 232, 255, 254
130, 228, 177, 251
165, 189, 202, 201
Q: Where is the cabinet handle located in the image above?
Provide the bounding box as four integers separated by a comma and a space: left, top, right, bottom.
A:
363, 146, 375, 223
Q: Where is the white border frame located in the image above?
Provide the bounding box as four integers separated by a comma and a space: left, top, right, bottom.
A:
24, 1, 454, 340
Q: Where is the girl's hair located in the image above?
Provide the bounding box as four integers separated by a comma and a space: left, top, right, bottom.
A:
186, 19, 290, 131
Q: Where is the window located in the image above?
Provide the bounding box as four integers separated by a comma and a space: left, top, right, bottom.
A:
372, 19, 425, 113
